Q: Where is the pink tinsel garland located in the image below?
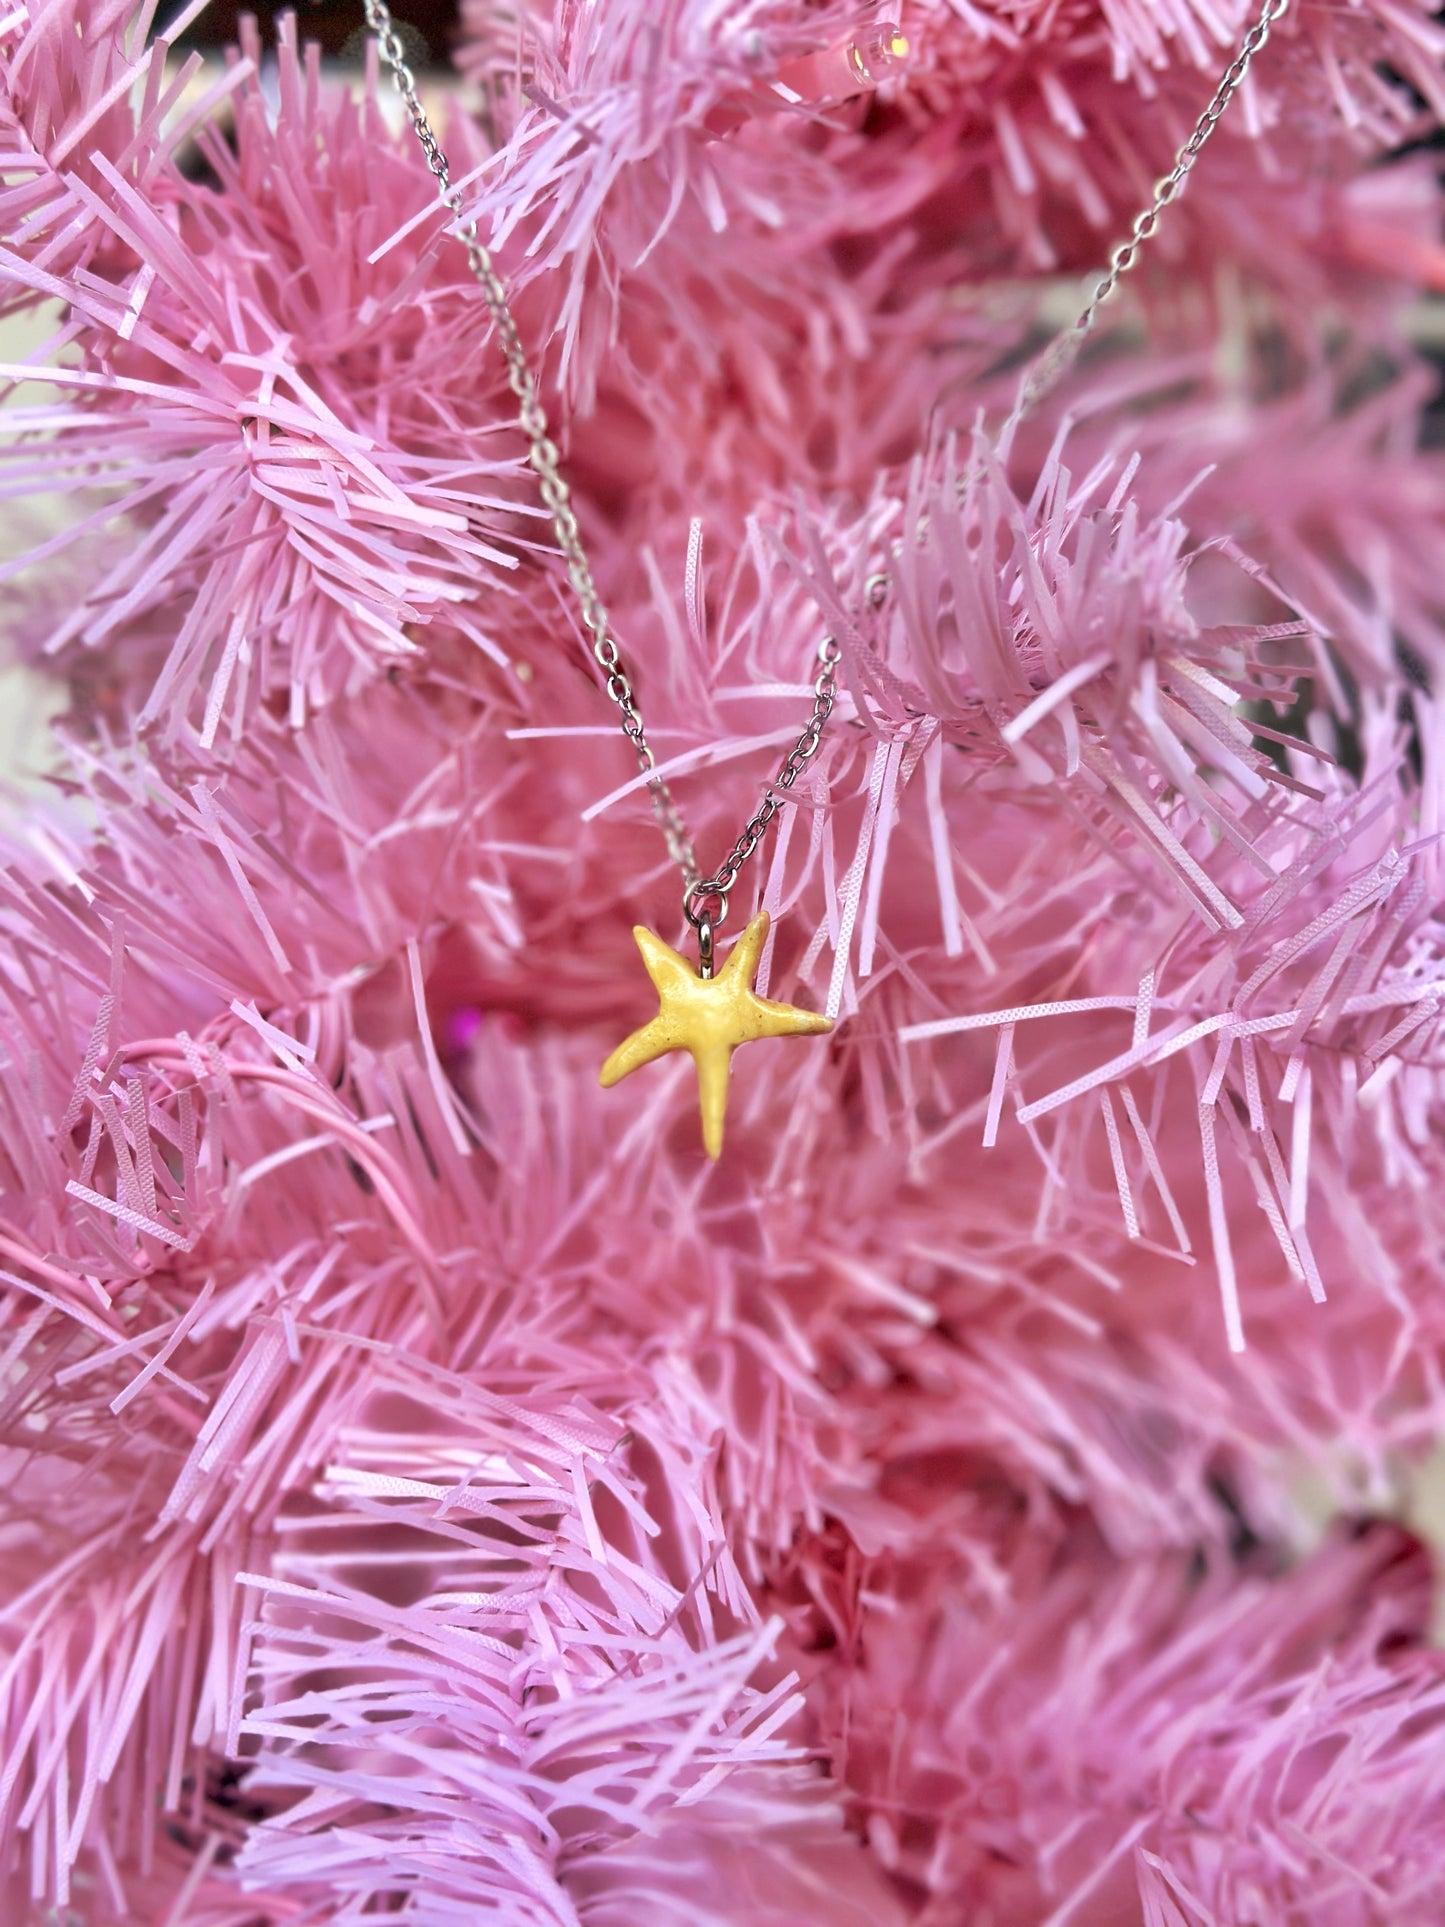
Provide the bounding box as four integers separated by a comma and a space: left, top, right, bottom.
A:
2, 0, 1445, 1919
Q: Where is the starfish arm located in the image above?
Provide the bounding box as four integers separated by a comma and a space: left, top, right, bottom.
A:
692, 1042, 736, 1160
744, 991, 835, 1041
599, 1015, 675, 1087
715, 909, 771, 987
633, 925, 698, 998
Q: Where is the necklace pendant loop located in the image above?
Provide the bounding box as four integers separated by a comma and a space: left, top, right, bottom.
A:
684, 880, 731, 977
684, 879, 730, 928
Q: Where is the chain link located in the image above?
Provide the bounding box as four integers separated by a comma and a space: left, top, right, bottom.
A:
367, 0, 1285, 928
1009, 0, 1290, 424
683, 635, 840, 931
364, 0, 704, 885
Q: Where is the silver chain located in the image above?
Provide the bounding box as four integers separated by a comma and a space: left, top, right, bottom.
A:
685, 635, 841, 932
1009, 0, 1290, 425
366, 0, 1285, 933
364, 0, 695, 885
365, 0, 847, 927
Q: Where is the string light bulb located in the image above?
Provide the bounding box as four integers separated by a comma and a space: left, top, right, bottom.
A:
771, 22, 911, 103
704, 20, 912, 136
845, 23, 911, 85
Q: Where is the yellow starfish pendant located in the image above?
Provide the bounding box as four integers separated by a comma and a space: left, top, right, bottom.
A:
599, 910, 833, 1158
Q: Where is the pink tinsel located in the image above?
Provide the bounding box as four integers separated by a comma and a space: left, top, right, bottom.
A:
2, 0, 1445, 1919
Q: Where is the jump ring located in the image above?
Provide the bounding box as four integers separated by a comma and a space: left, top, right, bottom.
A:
695, 909, 716, 979
683, 883, 731, 932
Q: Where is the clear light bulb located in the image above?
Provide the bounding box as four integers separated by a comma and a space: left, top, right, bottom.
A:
704, 20, 912, 140
772, 22, 911, 102
844, 22, 911, 85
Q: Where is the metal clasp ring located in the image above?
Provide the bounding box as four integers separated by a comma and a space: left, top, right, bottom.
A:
694, 909, 716, 978
683, 881, 730, 978
683, 883, 731, 931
